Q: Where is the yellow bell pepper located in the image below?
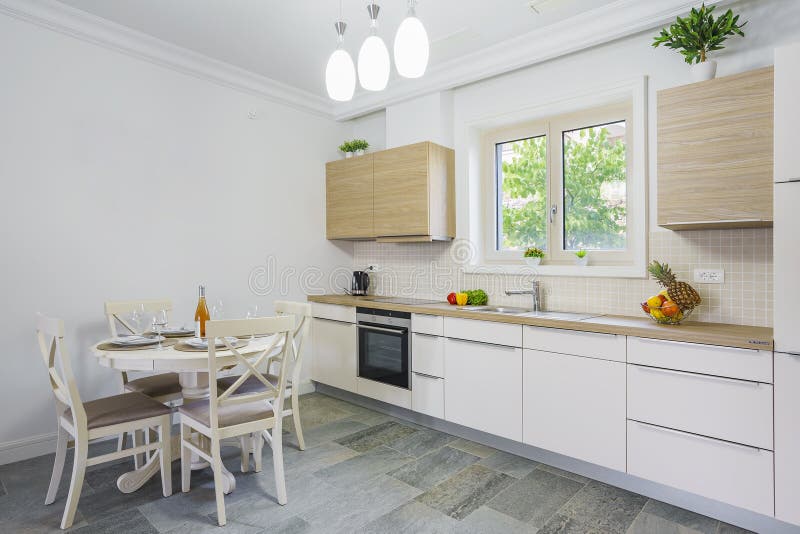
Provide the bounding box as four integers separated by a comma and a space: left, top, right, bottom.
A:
456, 292, 468, 306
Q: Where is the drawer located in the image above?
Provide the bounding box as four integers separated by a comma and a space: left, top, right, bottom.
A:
523, 326, 625, 362
412, 333, 444, 378
412, 373, 444, 419
628, 365, 773, 449
444, 317, 522, 347
627, 337, 772, 383
311, 303, 356, 323
355, 378, 411, 409
627, 420, 774, 515
412, 313, 444, 336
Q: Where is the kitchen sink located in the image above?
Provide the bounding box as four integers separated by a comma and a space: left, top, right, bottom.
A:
460, 306, 598, 321
520, 311, 599, 321
460, 305, 532, 315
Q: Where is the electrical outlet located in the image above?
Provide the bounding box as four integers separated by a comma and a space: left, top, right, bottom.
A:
693, 268, 724, 284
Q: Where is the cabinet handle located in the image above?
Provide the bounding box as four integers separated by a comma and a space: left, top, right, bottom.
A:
414, 372, 441, 380
633, 337, 757, 353
631, 420, 765, 454
447, 337, 519, 350
633, 364, 765, 387
413, 332, 441, 339
662, 219, 766, 226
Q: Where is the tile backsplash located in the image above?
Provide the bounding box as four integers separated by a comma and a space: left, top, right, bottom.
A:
354, 228, 773, 327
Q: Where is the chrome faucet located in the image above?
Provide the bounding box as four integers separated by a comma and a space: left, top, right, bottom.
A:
505, 280, 542, 312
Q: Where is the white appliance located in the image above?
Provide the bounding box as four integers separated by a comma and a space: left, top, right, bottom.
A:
773, 42, 800, 526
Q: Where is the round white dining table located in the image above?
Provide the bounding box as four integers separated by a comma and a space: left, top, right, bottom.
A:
92, 335, 283, 495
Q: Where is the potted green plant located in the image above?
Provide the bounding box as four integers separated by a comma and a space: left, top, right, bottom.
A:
652, 3, 747, 82
338, 141, 354, 158
575, 249, 588, 267
351, 139, 369, 156
523, 246, 544, 267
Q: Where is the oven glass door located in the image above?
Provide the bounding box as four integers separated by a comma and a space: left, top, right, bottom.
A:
358, 323, 409, 389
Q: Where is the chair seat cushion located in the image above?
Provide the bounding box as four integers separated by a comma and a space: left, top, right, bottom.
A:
179, 399, 275, 428
124, 373, 182, 399
217, 374, 292, 395
66, 392, 172, 430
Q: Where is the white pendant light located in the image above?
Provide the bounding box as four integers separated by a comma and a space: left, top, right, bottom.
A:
394, 0, 429, 78
357, 3, 390, 92
325, 20, 356, 102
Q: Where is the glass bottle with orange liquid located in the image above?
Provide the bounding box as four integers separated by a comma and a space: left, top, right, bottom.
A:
194, 285, 210, 338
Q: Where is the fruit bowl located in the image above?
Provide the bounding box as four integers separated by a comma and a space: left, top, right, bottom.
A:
641, 303, 693, 325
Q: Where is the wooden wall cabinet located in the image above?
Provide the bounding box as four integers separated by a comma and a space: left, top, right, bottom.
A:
325, 141, 454, 241
373, 142, 455, 241
657, 67, 774, 230
325, 154, 375, 239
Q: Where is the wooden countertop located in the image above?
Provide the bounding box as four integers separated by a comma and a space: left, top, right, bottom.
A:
307, 295, 773, 350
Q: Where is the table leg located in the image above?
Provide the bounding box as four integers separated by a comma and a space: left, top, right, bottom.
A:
116, 372, 237, 494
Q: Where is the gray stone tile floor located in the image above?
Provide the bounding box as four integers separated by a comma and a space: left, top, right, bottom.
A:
0, 392, 756, 533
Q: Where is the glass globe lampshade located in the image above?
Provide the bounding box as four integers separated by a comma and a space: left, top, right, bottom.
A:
325, 48, 356, 102
358, 34, 390, 91
394, 12, 429, 78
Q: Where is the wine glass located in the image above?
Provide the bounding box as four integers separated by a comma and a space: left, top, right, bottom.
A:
211, 299, 225, 320
128, 303, 147, 335
246, 304, 260, 340
152, 309, 168, 351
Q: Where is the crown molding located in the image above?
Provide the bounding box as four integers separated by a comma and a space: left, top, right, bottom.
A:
332, 0, 728, 120
0, 0, 335, 118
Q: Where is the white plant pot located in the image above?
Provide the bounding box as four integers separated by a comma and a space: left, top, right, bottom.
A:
525, 257, 542, 267
355, 149, 365, 156
690, 60, 717, 82
575, 256, 588, 267
345, 152, 354, 158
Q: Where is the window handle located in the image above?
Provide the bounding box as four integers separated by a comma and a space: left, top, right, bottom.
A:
550, 204, 557, 224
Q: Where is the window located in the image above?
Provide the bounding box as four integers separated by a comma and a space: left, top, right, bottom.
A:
485, 101, 637, 268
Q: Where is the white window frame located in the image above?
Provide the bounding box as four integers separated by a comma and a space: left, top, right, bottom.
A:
465, 77, 648, 278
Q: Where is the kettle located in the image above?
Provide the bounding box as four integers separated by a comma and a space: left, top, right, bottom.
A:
351, 271, 370, 296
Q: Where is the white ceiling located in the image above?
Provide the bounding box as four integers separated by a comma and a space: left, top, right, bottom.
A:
55, 0, 618, 99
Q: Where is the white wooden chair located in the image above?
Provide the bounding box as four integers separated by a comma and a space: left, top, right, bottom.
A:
179, 316, 295, 526
104, 299, 183, 465
217, 300, 311, 454
38, 314, 172, 530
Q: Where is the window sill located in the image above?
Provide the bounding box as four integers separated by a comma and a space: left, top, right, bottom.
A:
463, 263, 646, 278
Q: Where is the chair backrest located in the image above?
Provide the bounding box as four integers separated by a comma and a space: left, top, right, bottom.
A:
274, 300, 311, 359
206, 316, 295, 430
104, 299, 173, 337
36, 313, 85, 428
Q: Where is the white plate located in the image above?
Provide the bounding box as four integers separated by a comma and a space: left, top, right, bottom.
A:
111, 335, 165, 347
184, 336, 239, 349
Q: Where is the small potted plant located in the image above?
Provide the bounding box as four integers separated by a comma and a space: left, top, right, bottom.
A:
339, 141, 354, 158
523, 246, 544, 267
351, 139, 369, 156
575, 249, 588, 267
652, 3, 747, 82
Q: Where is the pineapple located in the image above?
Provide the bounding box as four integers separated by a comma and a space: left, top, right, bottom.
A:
648, 260, 702, 312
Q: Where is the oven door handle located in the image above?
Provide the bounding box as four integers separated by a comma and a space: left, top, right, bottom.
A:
356, 324, 408, 335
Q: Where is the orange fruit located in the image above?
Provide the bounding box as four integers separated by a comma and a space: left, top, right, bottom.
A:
662, 300, 679, 317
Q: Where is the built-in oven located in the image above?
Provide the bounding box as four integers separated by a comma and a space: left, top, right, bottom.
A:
356, 307, 411, 390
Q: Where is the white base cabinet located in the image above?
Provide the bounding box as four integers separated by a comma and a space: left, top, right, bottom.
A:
412, 373, 444, 419
775, 352, 800, 525
523, 350, 626, 471
311, 318, 357, 393
628, 420, 774, 516
444, 338, 522, 441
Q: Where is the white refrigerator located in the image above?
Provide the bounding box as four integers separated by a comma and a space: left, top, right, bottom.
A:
773, 42, 800, 525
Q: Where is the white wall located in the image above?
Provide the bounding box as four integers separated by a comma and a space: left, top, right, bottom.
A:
452, 0, 799, 237
0, 13, 352, 462
386, 92, 454, 148
348, 110, 387, 151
